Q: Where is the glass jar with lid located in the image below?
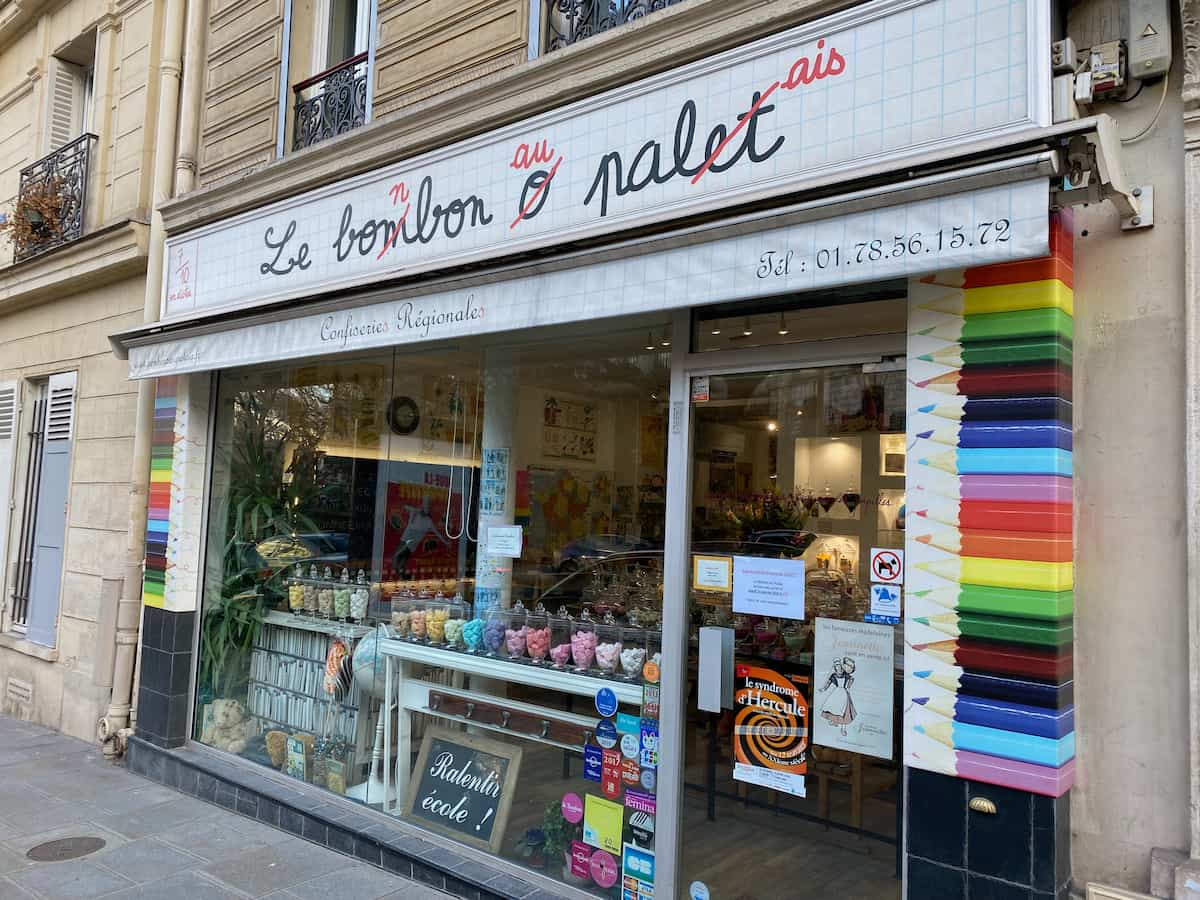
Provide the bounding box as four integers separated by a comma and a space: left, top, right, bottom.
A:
594, 614, 622, 676
549, 606, 573, 669
444, 597, 467, 649
505, 601, 529, 661
620, 619, 647, 681
288, 564, 305, 613
571, 609, 597, 673
525, 603, 550, 664
483, 605, 506, 656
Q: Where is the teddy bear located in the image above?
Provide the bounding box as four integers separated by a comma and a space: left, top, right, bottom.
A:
201, 698, 250, 754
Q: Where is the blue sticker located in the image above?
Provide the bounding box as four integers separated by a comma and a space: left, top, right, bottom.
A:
583, 745, 603, 782
595, 687, 618, 718
595, 719, 618, 749
639, 720, 659, 769
616, 712, 641, 734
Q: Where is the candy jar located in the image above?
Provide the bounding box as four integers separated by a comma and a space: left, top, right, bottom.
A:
444, 599, 467, 649
390, 601, 410, 638
304, 564, 319, 616
548, 606, 573, 669
594, 615, 622, 676
525, 604, 550, 664
334, 569, 351, 620
463, 602, 486, 653
571, 610, 597, 673
483, 605, 506, 657
288, 564, 304, 613
426, 598, 449, 645
619, 621, 647, 681
647, 626, 663, 670
350, 570, 370, 621
505, 601, 529, 661
316, 571, 336, 619
408, 601, 428, 643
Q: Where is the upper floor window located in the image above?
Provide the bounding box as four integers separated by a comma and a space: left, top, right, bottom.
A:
544, 0, 688, 53
44, 31, 97, 153
290, 0, 373, 152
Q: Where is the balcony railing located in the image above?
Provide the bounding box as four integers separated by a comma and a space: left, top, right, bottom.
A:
12, 132, 97, 263
292, 52, 369, 152
545, 0, 687, 52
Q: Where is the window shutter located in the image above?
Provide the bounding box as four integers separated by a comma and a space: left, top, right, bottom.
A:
25, 371, 76, 648
45, 58, 85, 151
0, 381, 16, 604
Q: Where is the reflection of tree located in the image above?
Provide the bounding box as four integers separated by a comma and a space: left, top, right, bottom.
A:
719, 492, 812, 541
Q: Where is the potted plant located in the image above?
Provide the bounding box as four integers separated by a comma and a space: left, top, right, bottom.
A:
540, 801, 586, 885
0, 175, 66, 258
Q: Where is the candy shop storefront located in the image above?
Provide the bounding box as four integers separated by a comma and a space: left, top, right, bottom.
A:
112, 1, 1102, 897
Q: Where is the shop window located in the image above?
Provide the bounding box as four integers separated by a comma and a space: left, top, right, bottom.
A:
196, 324, 671, 893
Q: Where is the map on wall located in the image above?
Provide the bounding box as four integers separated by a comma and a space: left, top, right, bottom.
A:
525, 467, 613, 567
542, 395, 598, 461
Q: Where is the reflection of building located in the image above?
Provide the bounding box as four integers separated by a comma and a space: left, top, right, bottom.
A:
104, 4, 1198, 900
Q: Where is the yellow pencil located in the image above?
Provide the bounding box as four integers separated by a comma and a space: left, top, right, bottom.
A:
918, 280, 1074, 317
917, 557, 1073, 592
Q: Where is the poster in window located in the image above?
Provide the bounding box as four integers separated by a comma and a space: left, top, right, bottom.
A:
381, 463, 464, 583
732, 663, 809, 797
812, 618, 895, 759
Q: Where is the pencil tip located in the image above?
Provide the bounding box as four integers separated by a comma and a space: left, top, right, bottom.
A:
916, 430, 933, 439
917, 353, 933, 362
915, 616, 930, 625
914, 724, 927, 735
918, 404, 934, 413
913, 697, 930, 705
915, 534, 931, 545
914, 670, 932, 677
915, 509, 928, 517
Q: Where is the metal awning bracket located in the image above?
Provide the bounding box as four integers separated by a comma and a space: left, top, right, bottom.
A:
1052, 114, 1153, 229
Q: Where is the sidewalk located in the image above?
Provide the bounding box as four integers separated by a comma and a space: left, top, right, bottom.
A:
0, 715, 450, 900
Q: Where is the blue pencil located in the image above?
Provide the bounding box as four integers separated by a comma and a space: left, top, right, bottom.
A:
915, 421, 1073, 451
920, 448, 1073, 477
913, 695, 1075, 739
919, 398, 1072, 422
915, 720, 1075, 767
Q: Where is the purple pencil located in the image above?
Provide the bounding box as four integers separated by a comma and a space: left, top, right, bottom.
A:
911, 475, 1072, 505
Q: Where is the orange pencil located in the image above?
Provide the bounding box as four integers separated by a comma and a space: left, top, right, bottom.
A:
915, 529, 1072, 563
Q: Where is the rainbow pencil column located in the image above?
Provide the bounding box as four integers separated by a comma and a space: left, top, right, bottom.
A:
904, 212, 1075, 797
141, 376, 178, 609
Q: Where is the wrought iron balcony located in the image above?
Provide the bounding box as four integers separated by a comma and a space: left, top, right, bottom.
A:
292, 52, 369, 152
10, 133, 97, 263
545, 0, 687, 52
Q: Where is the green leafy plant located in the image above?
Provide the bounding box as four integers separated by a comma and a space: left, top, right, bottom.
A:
540, 800, 581, 864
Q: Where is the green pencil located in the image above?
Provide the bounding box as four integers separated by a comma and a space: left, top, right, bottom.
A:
910, 585, 1074, 621
918, 308, 1074, 344
914, 612, 1074, 647
919, 338, 1073, 369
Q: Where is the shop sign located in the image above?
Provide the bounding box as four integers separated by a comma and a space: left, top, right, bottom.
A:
732, 556, 806, 620
402, 730, 523, 854
869, 584, 902, 621
584, 793, 624, 854
157, 0, 1048, 325
625, 790, 657, 815
129, 179, 1050, 378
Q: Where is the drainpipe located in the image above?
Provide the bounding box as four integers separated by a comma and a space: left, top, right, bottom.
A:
174, 0, 206, 195
99, 0, 188, 758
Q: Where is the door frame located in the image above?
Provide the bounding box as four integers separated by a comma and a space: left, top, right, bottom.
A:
655, 306, 906, 897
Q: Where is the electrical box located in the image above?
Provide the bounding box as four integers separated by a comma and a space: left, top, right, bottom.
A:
1051, 38, 1077, 75
1089, 41, 1126, 97
1128, 0, 1171, 80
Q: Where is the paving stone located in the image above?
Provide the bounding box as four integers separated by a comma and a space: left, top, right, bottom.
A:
156, 818, 274, 863
92, 796, 223, 839
8, 858, 135, 899
0, 876, 35, 899
287, 864, 404, 900
201, 838, 354, 897
102, 868, 251, 900
91, 837, 205, 884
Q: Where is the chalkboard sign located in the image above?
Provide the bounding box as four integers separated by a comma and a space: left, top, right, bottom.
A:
403, 729, 523, 853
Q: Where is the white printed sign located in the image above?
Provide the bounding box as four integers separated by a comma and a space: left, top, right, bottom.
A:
870, 583, 902, 618
733, 556, 806, 620
870, 547, 904, 584
127, 179, 1049, 377
486, 525, 523, 558
813, 618, 895, 759
157, 0, 1048, 323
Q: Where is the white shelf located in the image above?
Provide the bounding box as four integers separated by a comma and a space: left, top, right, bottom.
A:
379, 639, 643, 705
262, 609, 374, 639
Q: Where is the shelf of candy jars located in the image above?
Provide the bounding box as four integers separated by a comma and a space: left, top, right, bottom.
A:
383, 587, 663, 688
280, 564, 380, 637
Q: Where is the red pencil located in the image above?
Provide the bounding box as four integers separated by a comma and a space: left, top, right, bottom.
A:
914, 366, 1072, 399
915, 500, 1072, 534
912, 639, 1072, 680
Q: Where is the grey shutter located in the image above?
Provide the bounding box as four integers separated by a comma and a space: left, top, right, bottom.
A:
45, 58, 85, 151
0, 382, 15, 602
25, 372, 76, 647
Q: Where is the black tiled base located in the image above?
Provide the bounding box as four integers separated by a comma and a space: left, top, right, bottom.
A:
905, 768, 1071, 900
125, 736, 564, 900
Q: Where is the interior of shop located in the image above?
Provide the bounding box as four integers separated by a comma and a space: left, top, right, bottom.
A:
194, 295, 905, 898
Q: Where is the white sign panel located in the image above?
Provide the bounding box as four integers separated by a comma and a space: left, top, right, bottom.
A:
870, 547, 904, 584
160, 0, 1049, 322
129, 179, 1049, 377
870, 583, 902, 619
733, 556, 806, 620
486, 525, 523, 558
813, 618, 895, 759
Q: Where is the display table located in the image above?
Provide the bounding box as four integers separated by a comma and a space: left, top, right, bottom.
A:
377, 638, 642, 814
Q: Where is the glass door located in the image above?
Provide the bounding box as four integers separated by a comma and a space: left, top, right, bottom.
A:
678, 363, 904, 900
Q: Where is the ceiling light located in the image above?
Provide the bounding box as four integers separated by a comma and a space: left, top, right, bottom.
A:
742, 317, 753, 337
660, 337, 671, 347
778, 313, 790, 336
796, 409, 803, 416
710, 323, 722, 335
645, 332, 655, 351
767, 421, 778, 432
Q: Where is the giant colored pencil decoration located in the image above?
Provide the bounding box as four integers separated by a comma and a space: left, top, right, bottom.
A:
905, 210, 1075, 797
142, 376, 178, 609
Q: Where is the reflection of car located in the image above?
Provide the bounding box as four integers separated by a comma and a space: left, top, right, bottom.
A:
532, 540, 807, 614
251, 533, 349, 569
748, 530, 818, 554
557, 534, 658, 572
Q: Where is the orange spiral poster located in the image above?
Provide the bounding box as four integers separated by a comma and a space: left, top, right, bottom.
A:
733, 664, 809, 797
